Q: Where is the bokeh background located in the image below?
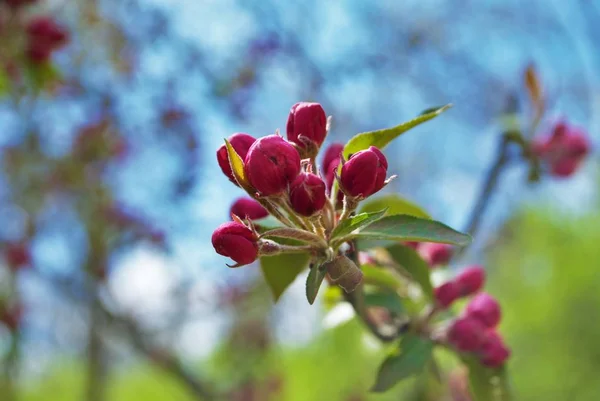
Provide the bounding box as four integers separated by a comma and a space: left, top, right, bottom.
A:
1, 1, 599, 400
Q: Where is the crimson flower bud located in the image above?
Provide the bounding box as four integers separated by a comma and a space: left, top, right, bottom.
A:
340, 146, 388, 198
230, 197, 268, 220
534, 121, 591, 178
455, 265, 485, 296
321, 143, 344, 174
288, 173, 326, 216
286, 102, 327, 151
212, 222, 258, 266
466, 292, 501, 328
244, 135, 301, 196
217, 133, 256, 184
26, 18, 68, 64
419, 243, 453, 267
435, 281, 460, 309
447, 316, 486, 352
479, 330, 510, 367
5, 243, 31, 271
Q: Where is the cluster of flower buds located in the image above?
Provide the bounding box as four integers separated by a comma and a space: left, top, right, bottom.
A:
25, 17, 69, 64
434, 266, 510, 367
4, 242, 31, 272
533, 121, 591, 178
212, 102, 392, 269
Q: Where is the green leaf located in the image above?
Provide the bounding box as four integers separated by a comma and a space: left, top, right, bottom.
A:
330, 209, 387, 241
224, 138, 254, 194
343, 104, 452, 158
364, 291, 404, 316
359, 195, 430, 219
462, 356, 512, 401
25, 61, 61, 92
352, 214, 471, 246
371, 334, 434, 392
386, 244, 434, 301
0, 69, 10, 96
361, 264, 402, 290
260, 252, 309, 302
306, 261, 329, 304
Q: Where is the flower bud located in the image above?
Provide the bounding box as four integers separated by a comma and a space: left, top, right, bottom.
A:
435, 281, 460, 309
5, 243, 31, 271
340, 146, 388, 198
286, 102, 327, 152
321, 143, 344, 174
447, 316, 486, 352
244, 135, 301, 196
26, 17, 69, 63
230, 197, 268, 220
466, 292, 501, 328
455, 265, 486, 296
217, 133, 256, 184
534, 121, 591, 178
479, 330, 510, 367
419, 243, 453, 267
211, 222, 258, 266
289, 173, 326, 216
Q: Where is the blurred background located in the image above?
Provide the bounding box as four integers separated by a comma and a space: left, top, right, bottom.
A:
1, 0, 599, 400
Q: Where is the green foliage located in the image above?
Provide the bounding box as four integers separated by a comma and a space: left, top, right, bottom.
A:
305, 261, 328, 304
342, 104, 452, 158
371, 334, 434, 392
330, 209, 387, 242
24, 62, 61, 92
359, 195, 430, 219
0, 69, 10, 95
361, 264, 403, 290
260, 251, 310, 301
386, 244, 434, 301
462, 356, 511, 401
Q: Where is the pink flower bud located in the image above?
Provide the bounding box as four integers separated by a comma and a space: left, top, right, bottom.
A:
321, 143, 344, 174
447, 316, 486, 352
211, 222, 258, 266
479, 330, 510, 367
217, 133, 256, 184
5, 243, 31, 271
466, 292, 501, 328
435, 281, 460, 309
419, 243, 453, 267
340, 146, 388, 198
534, 121, 591, 178
289, 173, 326, 216
455, 265, 486, 296
244, 135, 301, 196
286, 102, 327, 150
230, 197, 268, 220
26, 17, 68, 64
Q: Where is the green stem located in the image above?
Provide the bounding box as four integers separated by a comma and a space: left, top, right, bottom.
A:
257, 198, 294, 227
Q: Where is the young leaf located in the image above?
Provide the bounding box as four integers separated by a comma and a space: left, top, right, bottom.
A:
343, 104, 452, 158
359, 195, 430, 219
330, 209, 387, 241
224, 138, 254, 194
306, 261, 329, 304
361, 264, 402, 290
351, 214, 471, 246
462, 356, 512, 401
386, 244, 434, 301
0, 69, 10, 96
371, 334, 434, 392
260, 252, 309, 302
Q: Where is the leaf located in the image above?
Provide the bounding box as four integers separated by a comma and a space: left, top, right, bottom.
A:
462, 356, 512, 401
343, 104, 452, 158
330, 209, 387, 241
524, 64, 544, 118
386, 244, 434, 301
361, 264, 402, 290
224, 139, 254, 194
0, 69, 10, 96
352, 214, 471, 246
371, 334, 434, 392
364, 291, 404, 316
306, 261, 329, 304
25, 61, 61, 92
359, 195, 430, 219
260, 252, 309, 302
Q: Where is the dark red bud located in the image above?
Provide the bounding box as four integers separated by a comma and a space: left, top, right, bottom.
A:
211, 222, 258, 266
289, 173, 326, 216
5, 0, 38, 9
286, 102, 327, 149
244, 135, 301, 196
435, 281, 460, 309
535, 121, 591, 178
466, 292, 501, 328
479, 330, 510, 367
321, 143, 344, 174
419, 243, 453, 267
447, 316, 486, 352
217, 133, 256, 184
455, 265, 486, 296
26, 17, 69, 52
340, 146, 388, 197
5, 243, 31, 271
230, 197, 268, 220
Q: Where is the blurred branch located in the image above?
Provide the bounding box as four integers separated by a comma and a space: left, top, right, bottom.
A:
86, 283, 108, 401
